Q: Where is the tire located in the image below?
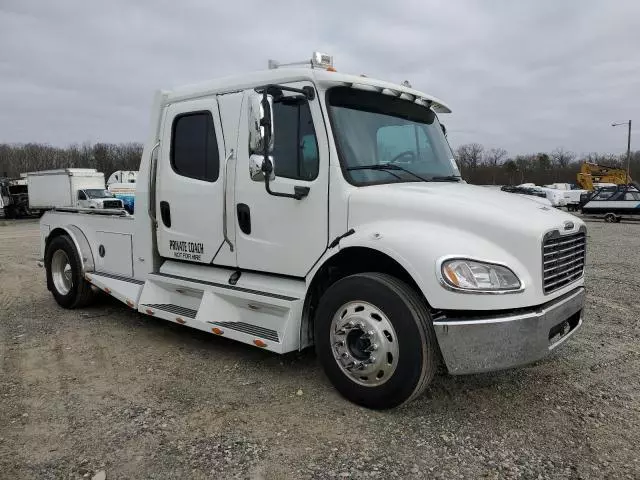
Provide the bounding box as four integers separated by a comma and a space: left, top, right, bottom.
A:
314, 272, 438, 409
45, 235, 95, 309
604, 213, 616, 223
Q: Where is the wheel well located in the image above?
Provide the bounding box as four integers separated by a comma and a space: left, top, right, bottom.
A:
46, 228, 69, 251
301, 247, 427, 348
45, 226, 95, 275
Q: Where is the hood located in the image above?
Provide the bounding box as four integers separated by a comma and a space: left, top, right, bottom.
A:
348, 182, 582, 245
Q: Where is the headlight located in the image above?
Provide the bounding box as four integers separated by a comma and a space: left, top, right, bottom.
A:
440, 258, 522, 292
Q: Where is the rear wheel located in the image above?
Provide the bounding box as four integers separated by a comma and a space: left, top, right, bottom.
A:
45, 235, 95, 308
604, 213, 616, 223
314, 272, 438, 409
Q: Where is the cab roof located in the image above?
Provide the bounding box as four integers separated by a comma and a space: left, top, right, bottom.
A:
164, 67, 451, 113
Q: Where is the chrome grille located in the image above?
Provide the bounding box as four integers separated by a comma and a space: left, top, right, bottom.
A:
103, 200, 122, 209
542, 231, 586, 294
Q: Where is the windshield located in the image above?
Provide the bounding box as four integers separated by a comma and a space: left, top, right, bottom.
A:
85, 189, 113, 199
327, 87, 460, 185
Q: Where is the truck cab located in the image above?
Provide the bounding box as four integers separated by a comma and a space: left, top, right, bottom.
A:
39, 53, 586, 409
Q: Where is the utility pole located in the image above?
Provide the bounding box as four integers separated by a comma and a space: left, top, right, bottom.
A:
612, 120, 632, 182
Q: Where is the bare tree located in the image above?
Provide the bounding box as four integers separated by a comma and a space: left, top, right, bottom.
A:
455, 143, 484, 174
484, 148, 508, 184
551, 148, 575, 169
503, 159, 518, 185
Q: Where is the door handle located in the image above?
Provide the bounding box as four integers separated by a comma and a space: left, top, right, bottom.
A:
237, 203, 251, 235
160, 201, 171, 228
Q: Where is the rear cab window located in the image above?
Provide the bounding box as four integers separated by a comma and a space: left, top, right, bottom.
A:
171, 112, 220, 182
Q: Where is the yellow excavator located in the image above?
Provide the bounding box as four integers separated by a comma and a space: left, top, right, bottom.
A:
576, 162, 631, 191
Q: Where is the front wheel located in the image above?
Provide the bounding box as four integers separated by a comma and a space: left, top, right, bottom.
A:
314, 273, 438, 409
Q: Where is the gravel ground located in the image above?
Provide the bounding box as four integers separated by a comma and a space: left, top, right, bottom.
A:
0, 218, 639, 479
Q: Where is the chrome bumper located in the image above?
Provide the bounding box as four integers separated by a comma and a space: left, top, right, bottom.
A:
433, 287, 585, 375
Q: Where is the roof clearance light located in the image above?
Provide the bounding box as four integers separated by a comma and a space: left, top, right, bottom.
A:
312, 51, 334, 69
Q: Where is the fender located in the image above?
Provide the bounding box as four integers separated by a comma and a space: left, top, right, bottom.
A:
307, 219, 537, 313
46, 225, 95, 275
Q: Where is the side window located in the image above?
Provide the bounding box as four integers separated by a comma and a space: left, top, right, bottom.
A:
624, 191, 640, 200
592, 190, 614, 200
272, 99, 319, 181
78, 191, 86, 200
171, 112, 220, 182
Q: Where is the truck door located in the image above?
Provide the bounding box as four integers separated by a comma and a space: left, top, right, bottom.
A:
155, 98, 228, 264
233, 82, 329, 277
77, 190, 87, 208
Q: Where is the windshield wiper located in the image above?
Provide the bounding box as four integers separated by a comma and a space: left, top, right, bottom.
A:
429, 175, 462, 182
347, 164, 429, 182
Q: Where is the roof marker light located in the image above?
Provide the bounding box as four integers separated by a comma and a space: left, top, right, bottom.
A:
311, 51, 334, 69
268, 51, 335, 70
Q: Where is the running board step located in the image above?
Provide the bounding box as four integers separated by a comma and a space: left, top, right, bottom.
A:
137, 265, 307, 353
142, 303, 197, 319
209, 321, 279, 342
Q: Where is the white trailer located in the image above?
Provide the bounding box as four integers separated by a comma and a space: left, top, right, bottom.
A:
27, 169, 123, 211
38, 53, 586, 409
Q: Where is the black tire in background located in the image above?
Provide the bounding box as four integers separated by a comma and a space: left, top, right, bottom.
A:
45, 235, 96, 309
314, 272, 438, 409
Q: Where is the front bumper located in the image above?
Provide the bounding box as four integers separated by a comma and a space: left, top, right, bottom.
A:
433, 287, 585, 374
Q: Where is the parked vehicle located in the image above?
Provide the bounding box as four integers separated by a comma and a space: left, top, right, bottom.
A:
580, 184, 640, 222
542, 183, 589, 212
504, 183, 567, 207
0, 177, 33, 218
107, 170, 138, 185
77, 188, 124, 210
39, 53, 586, 409
107, 183, 136, 214
27, 169, 124, 211
107, 170, 138, 214
501, 184, 547, 198
576, 162, 630, 191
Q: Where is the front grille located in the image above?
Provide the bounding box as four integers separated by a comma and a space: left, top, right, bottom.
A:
103, 200, 122, 209
542, 230, 586, 294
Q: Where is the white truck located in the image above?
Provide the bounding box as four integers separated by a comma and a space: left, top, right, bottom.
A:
107, 171, 138, 214
543, 183, 589, 211
39, 53, 586, 409
28, 169, 124, 211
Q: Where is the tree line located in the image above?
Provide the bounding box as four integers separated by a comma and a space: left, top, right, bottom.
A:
0, 143, 143, 181
455, 144, 640, 186
1, 141, 638, 186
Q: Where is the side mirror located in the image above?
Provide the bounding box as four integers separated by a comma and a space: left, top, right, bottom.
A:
250, 154, 274, 182
440, 123, 447, 137
248, 93, 274, 156
248, 93, 276, 182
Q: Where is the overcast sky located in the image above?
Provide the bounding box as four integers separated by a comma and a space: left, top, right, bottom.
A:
1, 0, 639, 155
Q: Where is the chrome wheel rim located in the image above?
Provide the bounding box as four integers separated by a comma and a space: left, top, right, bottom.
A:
51, 249, 73, 295
330, 301, 399, 387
